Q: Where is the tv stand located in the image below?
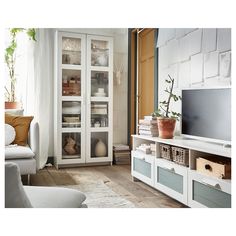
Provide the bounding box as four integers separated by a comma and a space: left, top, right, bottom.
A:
131, 135, 231, 208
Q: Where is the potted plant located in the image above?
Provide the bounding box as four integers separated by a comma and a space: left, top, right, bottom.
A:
5, 28, 36, 109
152, 75, 181, 139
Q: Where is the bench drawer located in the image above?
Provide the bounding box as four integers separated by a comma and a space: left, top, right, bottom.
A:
154, 158, 188, 205
131, 151, 154, 186
188, 170, 231, 208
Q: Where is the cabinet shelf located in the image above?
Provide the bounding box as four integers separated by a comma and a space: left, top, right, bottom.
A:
62, 155, 81, 159
62, 64, 82, 70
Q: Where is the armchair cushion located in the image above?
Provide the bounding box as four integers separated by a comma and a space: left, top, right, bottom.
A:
5, 145, 35, 160
24, 186, 86, 208
5, 113, 33, 146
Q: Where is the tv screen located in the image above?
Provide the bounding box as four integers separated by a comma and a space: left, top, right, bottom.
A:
181, 88, 231, 143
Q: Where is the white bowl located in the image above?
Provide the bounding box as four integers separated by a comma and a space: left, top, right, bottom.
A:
98, 88, 104, 93
94, 92, 106, 97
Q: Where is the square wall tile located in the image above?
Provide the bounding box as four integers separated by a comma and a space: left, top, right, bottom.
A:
178, 60, 191, 88
217, 28, 231, 52
191, 53, 203, 84
220, 51, 231, 78
204, 51, 219, 78
188, 29, 202, 56
202, 28, 217, 53
179, 35, 190, 62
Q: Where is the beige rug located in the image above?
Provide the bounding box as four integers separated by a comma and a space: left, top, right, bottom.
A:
67, 180, 135, 208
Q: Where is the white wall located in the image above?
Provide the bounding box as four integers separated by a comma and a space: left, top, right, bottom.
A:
48, 28, 128, 156
157, 28, 231, 134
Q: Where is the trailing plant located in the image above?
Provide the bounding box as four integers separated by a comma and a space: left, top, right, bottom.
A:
152, 75, 181, 121
5, 28, 36, 102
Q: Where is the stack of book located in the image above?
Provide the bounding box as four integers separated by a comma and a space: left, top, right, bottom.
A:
138, 116, 158, 137
113, 144, 131, 165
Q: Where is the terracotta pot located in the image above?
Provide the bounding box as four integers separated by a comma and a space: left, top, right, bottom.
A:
157, 118, 176, 139
5, 102, 22, 109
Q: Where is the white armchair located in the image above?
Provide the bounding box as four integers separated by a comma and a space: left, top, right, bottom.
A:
5, 162, 87, 208
5, 119, 39, 184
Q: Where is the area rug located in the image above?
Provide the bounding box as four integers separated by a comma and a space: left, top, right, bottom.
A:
67, 180, 135, 208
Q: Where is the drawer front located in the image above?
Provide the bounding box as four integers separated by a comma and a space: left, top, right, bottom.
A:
133, 157, 151, 178
188, 170, 231, 208
155, 158, 188, 204
192, 180, 231, 208
158, 167, 183, 194
131, 151, 154, 186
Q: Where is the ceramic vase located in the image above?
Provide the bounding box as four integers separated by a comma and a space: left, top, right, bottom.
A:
95, 139, 106, 157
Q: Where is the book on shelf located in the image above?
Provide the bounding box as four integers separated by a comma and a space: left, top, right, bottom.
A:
138, 115, 158, 137
139, 130, 158, 136
139, 119, 157, 125
138, 125, 158, 131
114, 152, 130, 158
113, 144, 130, 151
143, 115, 156, 121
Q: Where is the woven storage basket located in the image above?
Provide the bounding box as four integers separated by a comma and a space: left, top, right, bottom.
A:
171, 146, 189, 166
160, 144, 172, 161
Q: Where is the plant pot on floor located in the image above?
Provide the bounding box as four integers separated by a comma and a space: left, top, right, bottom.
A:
157, 118, 176, 139
5, 102, 22, 109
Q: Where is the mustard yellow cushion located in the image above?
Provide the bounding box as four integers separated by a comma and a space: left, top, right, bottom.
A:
5, 113, 34, 146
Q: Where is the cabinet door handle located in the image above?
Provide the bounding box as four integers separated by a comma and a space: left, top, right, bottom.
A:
162, 167, 175, 172
201, 179, 221, 190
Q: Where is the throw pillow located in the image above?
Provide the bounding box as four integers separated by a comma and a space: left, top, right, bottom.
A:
5, 113, 34, 146
5, 124, 16, 146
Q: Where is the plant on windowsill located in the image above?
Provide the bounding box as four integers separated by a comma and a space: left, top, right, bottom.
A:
5, 28, 36, 109
152, 75, 181, 139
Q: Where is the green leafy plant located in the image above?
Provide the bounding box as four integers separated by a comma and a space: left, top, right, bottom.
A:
5, 28, 36, 102
152, 75, 181, 121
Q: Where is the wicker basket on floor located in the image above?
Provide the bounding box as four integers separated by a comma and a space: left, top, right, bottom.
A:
171, 146, 189, 166
160, 144, 172, 161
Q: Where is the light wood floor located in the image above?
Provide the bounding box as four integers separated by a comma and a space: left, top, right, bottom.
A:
27, 164, 186, 208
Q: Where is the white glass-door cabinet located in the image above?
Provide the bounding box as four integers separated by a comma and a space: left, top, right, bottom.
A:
54, 31, 113, 168
86, 35, 113, 163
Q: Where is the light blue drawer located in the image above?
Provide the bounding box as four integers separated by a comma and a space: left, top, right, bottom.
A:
193, 181, 231, 208
133, 157, 151, 178
157, 166, 183, 194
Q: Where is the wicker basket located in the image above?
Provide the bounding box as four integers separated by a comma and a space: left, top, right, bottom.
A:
160, 144, 172, 161
172, 146, 189, 166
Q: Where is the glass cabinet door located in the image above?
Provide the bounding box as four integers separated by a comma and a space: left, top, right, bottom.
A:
91, 102, 108, 127
62, 101, 81, 128
62, 37, 81, 65
57, 32, 86, 165
91, 71, 109, 97
90, 132, 108, 158
91, 40, 109, 67
86, 35, 113, 163
62, 69, 81, 96
62, 132, 81, 159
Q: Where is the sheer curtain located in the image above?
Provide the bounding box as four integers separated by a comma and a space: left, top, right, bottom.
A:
24, 29, 54, 169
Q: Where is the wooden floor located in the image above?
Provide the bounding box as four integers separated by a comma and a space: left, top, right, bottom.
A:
27, 164, 185, 208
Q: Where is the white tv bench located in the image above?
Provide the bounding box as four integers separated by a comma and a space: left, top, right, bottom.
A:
131, 135, 231, 208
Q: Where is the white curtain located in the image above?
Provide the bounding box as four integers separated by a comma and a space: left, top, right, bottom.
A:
24, 29, 54, 169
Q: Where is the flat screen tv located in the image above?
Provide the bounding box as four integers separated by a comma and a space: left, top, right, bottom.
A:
181, 88, 231, 144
